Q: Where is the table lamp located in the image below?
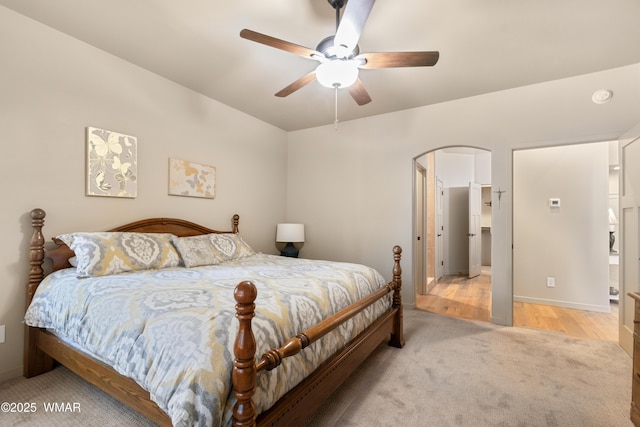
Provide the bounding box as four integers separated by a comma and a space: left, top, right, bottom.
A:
276, 223, 305, 258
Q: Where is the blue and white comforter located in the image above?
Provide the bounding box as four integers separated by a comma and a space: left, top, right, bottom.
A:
24, 254, 391, 426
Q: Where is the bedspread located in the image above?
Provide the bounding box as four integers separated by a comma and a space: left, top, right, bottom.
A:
24, 254, 391, 426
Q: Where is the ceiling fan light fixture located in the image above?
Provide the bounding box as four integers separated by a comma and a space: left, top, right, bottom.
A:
315, 60, 359, 89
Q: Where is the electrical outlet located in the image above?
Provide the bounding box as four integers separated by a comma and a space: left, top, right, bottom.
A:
0, 325, 5, 344
547, 277, 555, 288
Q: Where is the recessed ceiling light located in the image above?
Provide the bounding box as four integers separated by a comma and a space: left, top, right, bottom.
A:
592, 89, 613, 104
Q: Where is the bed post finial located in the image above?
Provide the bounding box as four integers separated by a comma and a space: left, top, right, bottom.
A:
233, 281, 258, 427
232, 214, 240, 234
389, 245, 405, 348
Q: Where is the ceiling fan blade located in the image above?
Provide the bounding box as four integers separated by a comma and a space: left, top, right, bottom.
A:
334, 0, 376, 51
348, 78, 372, 105
275, 71, 317, 97
357, 51, 440, 69
240, 29, 320, 60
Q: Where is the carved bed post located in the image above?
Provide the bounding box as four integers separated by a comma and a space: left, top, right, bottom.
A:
232, 214, 240, 234
389, 245, 405, 348
233, 281, 258, 427
26, 208, 46, 307
24, 208, 53, 377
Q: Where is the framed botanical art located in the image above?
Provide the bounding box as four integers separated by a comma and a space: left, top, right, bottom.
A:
168, 158, 216, 199
86, 126, 137, 198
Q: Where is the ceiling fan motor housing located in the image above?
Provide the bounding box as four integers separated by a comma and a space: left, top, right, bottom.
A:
316, 35, 359, 60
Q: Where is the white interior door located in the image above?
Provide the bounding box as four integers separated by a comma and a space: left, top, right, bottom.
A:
468, 182, 482, 278
619, 122, 640, 355
436, 178, 444, 280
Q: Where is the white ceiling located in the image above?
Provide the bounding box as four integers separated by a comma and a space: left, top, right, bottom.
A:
2, 0, 640, 131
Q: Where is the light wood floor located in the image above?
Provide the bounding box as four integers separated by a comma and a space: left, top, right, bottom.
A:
416, 267, 619, 341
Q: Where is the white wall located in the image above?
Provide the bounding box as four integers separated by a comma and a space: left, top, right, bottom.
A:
436, 151, 475, 187
0, 7, 288, 381
475, 151, 492, 185
436, 150, 491, 187
287, 63, 640, 327
513, 143, 610, 312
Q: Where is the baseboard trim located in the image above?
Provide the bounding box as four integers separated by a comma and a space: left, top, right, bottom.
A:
404, 302, 416, 310
513, 295, 611, 313
0, 365, 23, 383
491, 315, 510, 326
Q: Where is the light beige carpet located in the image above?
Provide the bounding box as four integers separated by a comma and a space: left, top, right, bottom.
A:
305, 310, 633, 427
0, 363, 156, 426
0, 310, 633, 426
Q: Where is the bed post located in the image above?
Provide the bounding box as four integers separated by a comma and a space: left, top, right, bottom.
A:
233, 281, 258, 427
232, 214, 240, 234
389, 245, 405, 348
24, 208, 53, 377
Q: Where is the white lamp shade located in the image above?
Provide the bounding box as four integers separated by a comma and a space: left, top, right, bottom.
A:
609, 208, 618, 232
276, 223, 305, 243
315, 60, 359, 89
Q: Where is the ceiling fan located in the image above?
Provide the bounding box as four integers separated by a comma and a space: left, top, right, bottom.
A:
240, 0, 439, 106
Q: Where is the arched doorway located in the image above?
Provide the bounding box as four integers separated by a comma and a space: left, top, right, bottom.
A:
414, 146, 492, 322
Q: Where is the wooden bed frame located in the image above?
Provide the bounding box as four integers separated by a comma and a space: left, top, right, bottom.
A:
24, 208, 404, 427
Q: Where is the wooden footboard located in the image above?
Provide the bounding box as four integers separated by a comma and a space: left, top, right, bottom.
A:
233, 246, 403, 427
23, 208, 403, 427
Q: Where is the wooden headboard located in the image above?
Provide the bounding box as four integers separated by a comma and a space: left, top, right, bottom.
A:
27, 209, 240, 306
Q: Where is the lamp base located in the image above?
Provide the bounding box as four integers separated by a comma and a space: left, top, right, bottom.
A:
280, 242, 299, 258
610, 231, 615, 252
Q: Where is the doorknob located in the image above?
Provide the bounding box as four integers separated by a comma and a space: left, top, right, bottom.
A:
467, 233, 476, 237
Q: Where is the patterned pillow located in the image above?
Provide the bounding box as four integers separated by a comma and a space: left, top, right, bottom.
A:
57, 232, 181, 277
173, 233, 255, 268
209, 233, 255, 262
172, 234, 219, 268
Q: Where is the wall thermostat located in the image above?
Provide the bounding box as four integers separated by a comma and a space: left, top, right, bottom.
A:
549, 198, 561, 207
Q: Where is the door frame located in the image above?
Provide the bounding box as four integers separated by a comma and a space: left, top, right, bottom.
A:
618, 122, 640, 355
468, 182, 482, 278
412, 146, 492, 316
415, 162, 427, 295
436, 177, 444, 281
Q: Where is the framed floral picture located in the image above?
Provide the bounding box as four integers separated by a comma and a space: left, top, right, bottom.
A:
86, 127, 137, 198
168, 158, 216, 199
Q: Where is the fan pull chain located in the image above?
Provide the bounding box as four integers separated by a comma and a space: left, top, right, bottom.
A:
334, 84, 339, 130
